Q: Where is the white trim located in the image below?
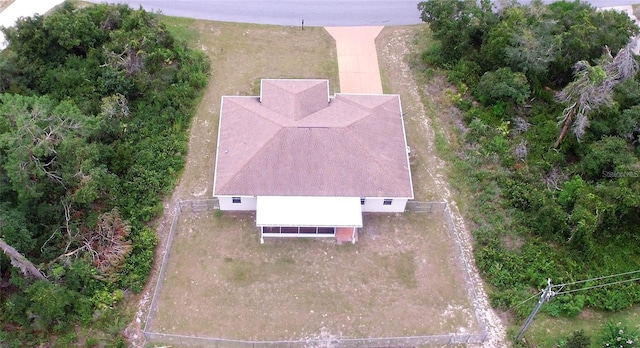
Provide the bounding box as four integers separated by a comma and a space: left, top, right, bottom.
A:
326, 79, 331, 102
351, 227, 356, 244
256, 196, 363, 227
212, 96, 225, 196
397, 95, 415, 200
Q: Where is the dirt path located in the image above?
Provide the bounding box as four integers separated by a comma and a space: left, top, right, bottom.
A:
375, 26, 508, 347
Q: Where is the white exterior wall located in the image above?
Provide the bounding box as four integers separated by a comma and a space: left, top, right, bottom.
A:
218, 196, 257, 211
219, 196, 408, 213
361, 198, 408, 213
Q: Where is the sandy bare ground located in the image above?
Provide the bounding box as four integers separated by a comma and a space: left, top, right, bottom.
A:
125, 21, 507, 347
151, 209, 477, 341
375, 26, 507, 347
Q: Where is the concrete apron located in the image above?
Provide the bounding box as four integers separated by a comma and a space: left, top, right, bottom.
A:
325, 26, 384, 94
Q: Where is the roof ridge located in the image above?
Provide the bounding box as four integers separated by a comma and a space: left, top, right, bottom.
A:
225, 97, 286, 126
216, 127, 285, 194
346, 110, 409, 195
215, 98, 284, 194
334, 95, 378, 127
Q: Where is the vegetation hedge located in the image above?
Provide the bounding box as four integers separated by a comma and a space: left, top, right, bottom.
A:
418, 0, 640, 320
0, 2, 209, 345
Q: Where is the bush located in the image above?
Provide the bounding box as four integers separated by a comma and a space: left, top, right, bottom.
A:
119, 226, 158, 292
564, 330, 591, 348
599, 321, 639, 348
24, 281, 78, 331
475, 67, 531, 106
448, 59, 481, 88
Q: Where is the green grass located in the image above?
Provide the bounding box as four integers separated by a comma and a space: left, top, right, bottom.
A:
522, 309, 640, 347
151, 209, 478, 341
161, 16, 200, 44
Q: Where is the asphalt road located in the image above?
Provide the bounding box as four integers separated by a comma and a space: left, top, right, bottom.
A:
85, 0, 639, 26
86, 1, 423, 26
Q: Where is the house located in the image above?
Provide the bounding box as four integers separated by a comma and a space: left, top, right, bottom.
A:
212, 79, 413, 243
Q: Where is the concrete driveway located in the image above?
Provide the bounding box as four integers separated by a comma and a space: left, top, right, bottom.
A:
325, 26, 384, 94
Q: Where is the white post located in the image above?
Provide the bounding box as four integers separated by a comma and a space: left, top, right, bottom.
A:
351, 227, 356, 244
260, 226, 264, 244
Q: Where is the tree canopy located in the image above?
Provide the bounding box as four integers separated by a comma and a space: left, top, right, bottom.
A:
0, 2, 209, 345
418, 0, 640, 321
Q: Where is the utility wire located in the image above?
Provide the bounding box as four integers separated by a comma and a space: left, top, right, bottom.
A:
553, 269, 640, 288
555, 276, 640, 296
510, 291, 542, 312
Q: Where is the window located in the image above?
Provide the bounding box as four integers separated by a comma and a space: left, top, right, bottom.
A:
232, 197, 241, 204
383, 199, 393, 206
360, 198, 365, 205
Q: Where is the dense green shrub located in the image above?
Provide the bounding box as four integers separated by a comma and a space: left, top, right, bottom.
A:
0, 1, 209, 344
475, 68, 531, 105
419, 0, 640, 321
561, 330, 591, 348
600, 321, 639, 348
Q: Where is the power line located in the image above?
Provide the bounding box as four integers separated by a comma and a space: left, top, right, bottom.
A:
514, 272, 640, 342
553, 269, 640, 288
510, 291, 542, 312
555, 276, 640, 296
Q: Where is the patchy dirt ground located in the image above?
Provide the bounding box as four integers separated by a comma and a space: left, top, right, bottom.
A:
126, 20, 507, 348
151, 210, 477, 340
375, 26, 507, 347
124, 19, 338, 347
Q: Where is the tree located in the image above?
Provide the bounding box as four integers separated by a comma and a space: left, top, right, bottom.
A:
0, 94, 96, 199
480, 1, 558, 84
545, 1, 638, 85
418, 0, 496, 63
475, 67, 531, 105
555, 42, 638, 147
0, 2, 210, 343
0, 238, 46, 280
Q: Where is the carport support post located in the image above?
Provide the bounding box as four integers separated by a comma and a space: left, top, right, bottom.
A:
260, 226, 264, 244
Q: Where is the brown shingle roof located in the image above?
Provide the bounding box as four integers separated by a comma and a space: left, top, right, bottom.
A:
213, 79, 413, 198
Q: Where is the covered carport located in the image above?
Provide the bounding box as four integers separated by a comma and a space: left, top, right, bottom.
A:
256, 196, 363, 244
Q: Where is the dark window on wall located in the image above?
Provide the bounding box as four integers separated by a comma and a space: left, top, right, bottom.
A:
383, 199, 392, 205
361, 198, 365, 205
232, 197, 241, 204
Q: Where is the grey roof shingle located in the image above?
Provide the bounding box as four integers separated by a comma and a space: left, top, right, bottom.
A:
213, 79, 413, 198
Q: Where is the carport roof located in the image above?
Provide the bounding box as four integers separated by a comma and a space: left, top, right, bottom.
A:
256, 196, 363, 227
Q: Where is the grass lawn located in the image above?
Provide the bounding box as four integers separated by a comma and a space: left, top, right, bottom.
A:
148, 15, 640, 346
150, 209, 478, 340
521, 308, 640, 346
143, 19, 480, 341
